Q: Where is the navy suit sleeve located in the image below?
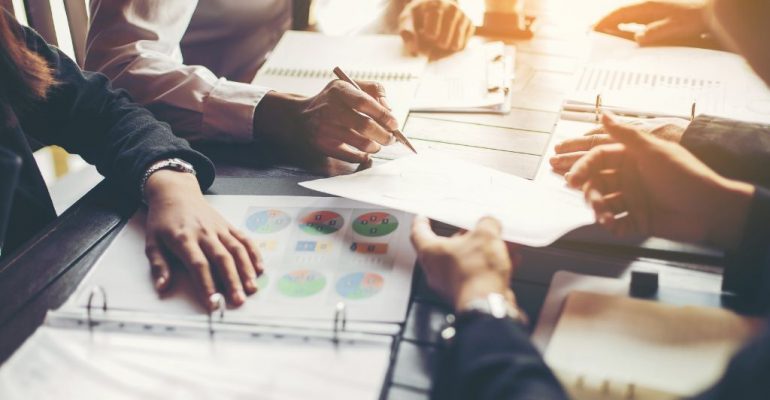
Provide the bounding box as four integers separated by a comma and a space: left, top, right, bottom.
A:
433, 314, 568, 400
681, 116, 770, 188
15, 23, 214, 198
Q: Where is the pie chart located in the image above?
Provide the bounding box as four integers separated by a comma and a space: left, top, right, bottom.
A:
299, 210, 344, 235
353, 212, 398, 237
245, 209, 291, 234
277, 270, 326, 297
336, 272, 384, 300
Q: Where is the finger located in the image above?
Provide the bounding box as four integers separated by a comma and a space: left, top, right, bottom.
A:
230, 228, 264, 276
635, 18, 692, 46
583, 179, 616, 226
449, 13, 472, 51
400, 29, 419, 55
145, 235, 172, 291
357, 80, 393, 112
162, 235, 218, 310
327, 111, 386, 150
320, 139, 371, 163
554, 134, 614, 154
602, 191, 629, 215
565, 143, 625, 189
200, 238, 246, 306
601, 112, 653, 150
423, 1, 444, 40
219, 233, 258, 295
594, 2, 671, 31
410, 215, 440, 252
549, 151, 588, 173
475, 216, 503, 236
333, 81, 399, 132
437, 4, 461, 50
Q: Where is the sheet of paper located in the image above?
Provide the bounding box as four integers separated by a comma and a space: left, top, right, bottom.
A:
0, 326, 390, 400
565, 32, 770, 123
545, 290, 761, 398
252, 31, 427, 127
301, 153, 595, 247
411, 41, 514, 112
66, 196, 416, 326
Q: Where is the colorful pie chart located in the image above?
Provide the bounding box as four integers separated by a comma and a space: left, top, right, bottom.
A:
299, 210, 344, 235
336, 272, 384, 300
277, 270, 326, 298
245, 209, 291, 234
353, 212, 399, 237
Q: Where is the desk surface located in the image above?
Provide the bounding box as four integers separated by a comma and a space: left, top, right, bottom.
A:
0, 0, 725, 399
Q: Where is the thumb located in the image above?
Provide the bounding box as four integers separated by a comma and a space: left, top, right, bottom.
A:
601, 112, 652, 150
635, 18, 685, 46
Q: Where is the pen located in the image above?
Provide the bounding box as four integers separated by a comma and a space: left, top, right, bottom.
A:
332, 66, 418, 154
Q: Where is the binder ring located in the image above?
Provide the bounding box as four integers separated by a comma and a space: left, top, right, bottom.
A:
333, 302, 347, 343
207, 293, 226, 337
86, 286, 108, 330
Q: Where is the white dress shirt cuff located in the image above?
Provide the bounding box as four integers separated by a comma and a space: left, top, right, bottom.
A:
203, 79, 271, 142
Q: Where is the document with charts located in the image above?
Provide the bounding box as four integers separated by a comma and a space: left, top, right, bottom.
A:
66, 196, 416, 327
252, 31, 427, 128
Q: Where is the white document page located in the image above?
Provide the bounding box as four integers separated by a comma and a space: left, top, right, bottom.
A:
252, 31, 427, 127
411, 41, 514, 113
67, 196, 416, 326
0, 326, 390, 400
301, 153, 595, 247
565, 33, 770, 123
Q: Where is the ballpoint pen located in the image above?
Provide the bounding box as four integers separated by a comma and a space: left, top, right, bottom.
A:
332, 66, 418, 154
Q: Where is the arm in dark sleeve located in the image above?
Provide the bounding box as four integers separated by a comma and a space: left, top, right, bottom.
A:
722, 186, 770, 309
16, 24, 214, 198
433, 314, 568, 400
681, 115, 770, 187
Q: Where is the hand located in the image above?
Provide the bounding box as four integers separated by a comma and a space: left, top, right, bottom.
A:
143, 170, 264, 310
550, 117, 689, 174
254, 80, 398, 164
565, 113, 754, 248
400, 0, 475, 55
595, 1, 716, 48
410, 215, 517, 310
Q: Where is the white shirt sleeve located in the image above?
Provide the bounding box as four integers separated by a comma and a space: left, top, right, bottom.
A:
85, 0, 270, 142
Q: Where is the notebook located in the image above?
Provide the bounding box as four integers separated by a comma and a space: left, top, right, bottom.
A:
410, 41, 515, 113
252, 31, 428, 128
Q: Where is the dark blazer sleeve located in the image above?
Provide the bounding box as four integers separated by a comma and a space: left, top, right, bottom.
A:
433, 314, 568, 400
681, 116, 770, 187
15, 23, 215, 198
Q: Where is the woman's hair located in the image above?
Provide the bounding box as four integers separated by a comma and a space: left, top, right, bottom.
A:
0, 11, 55, 108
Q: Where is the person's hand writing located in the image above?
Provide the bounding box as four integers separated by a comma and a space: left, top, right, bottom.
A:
550, 117, 689, 174
410, 216, 517, 310
400, 0, 475, 56
254, 80, 398, 164
566, 113, 754, 248
595, 1, 716, 48
143, 170, 264, 310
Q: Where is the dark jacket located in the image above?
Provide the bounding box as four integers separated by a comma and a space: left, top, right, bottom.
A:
0, 16, 214, 256
435, 187, 770, 400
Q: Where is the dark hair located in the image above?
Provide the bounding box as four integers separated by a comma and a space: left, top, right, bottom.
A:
0, 11, 55, 109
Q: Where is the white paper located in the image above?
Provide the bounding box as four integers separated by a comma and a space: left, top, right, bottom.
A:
565, 33, 770, 123
0, 326, 390, 400
67, 196, 416, 326
411, 41, 514, 112
301, 153, 595, 247
252, 31, 427, 127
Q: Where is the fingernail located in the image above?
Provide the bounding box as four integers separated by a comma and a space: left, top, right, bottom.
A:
379, 96, 392, 110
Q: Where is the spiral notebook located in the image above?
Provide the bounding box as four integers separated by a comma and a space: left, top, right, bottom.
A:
253, 31, 428, 128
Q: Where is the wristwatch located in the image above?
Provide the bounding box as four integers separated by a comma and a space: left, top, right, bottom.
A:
440, 293, 528, 343
140, 158, 197, 202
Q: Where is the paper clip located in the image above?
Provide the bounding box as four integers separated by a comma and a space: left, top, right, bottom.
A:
207, 293, 225, 337
86, 286, 108, 331
595, 94, 603, 123
333, 302, 347, 343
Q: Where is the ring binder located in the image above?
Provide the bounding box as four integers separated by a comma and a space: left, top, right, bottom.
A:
208, 293, 225, 337
333, 302, 347, 343
86, 286, 108, 330
595, 94, 602, 123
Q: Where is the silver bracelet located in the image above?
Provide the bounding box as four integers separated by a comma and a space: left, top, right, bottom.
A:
140, 158, 196, 203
